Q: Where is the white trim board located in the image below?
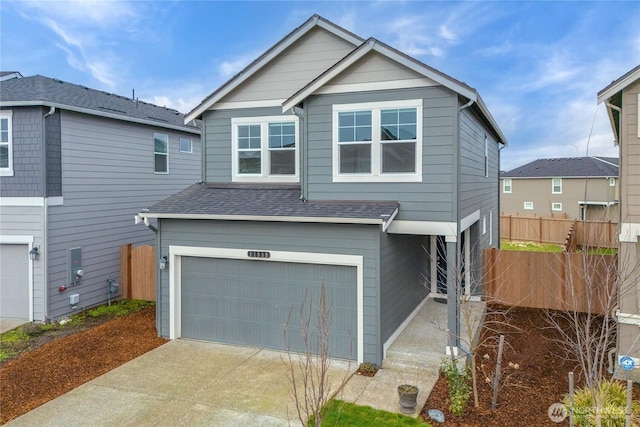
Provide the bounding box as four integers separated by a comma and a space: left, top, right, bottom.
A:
0, 235, 35, 322
168, 245, 365, 363
0, 197, 64, 207
620, 223, 640, 243
314, 78, 436, 95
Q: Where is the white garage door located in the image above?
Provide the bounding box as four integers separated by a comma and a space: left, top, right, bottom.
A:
180, 257, 357, 360
0, 244, 30, 320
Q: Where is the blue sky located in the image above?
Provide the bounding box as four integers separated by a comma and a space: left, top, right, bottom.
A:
2, 1, 639, 170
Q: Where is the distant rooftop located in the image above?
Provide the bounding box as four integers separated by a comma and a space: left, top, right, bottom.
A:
501, 157, 618, 178
0, 73, 198, 133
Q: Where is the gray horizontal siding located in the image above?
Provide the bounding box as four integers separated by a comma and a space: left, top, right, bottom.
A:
0, 107, 45, 197
304, 87, 456, 222
202, 107, 286, 183
379, 233, 428, 343
46, 111, 201, 319
0, 205, 45, 321
158, 219, 384, 364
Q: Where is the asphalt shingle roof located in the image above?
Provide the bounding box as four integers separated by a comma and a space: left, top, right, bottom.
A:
501, 157, 618, 178
0, 74, 197, 132
144, 183, 399, 224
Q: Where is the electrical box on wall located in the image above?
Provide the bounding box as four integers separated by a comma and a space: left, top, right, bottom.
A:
70, 294, 79, 305
70, 247, 82, 284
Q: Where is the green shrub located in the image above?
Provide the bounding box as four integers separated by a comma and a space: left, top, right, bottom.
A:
563, 380, 639, 427
441, 357, 470, 416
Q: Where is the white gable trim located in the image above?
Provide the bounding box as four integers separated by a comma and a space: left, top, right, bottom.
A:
314, 78, 436, 95
597, 66, 640, 104
184, 15, 362, 123
282, 39, 477, 113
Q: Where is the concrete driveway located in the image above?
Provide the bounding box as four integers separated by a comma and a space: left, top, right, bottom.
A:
7, 340, 352, 427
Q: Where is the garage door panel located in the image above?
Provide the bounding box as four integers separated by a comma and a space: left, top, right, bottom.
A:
0, 245, 30, 320
181, 257, 357, 360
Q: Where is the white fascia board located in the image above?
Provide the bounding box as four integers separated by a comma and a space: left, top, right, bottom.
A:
382, 207, 399, 232
138, 212, 384, 226
0, 235, 34, 244
460, 209, 480, 232
578, 201, 618, 206
597, 67, 640, 104
0, 197, 45, 207
184, 15, 363, 123
213, 99, 286, 110
0, 101, 200, 135
387, 220, 457, 237
282, 41, 374, 112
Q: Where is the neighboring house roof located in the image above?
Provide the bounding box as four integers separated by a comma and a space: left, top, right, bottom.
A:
501, 157, 619, 178
0, 71, 23, 81
139, 183, 398, 230
281, 37, 507, 145
184, 15, 363, 123
0, 74, 199, 134
597, 64, 640, 145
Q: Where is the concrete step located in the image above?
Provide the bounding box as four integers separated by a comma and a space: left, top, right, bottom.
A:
382, 351, 444, 373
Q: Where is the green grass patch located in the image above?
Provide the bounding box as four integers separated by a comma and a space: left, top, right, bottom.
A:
317, 400, 432, 426
500, 240, 564, 252
84, 299, 153, 318
582, 247, 618, 255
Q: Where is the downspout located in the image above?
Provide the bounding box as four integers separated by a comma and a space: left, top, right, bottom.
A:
42, 106, 55, 321
291, 105, 306, 201
200, 116, 207, 183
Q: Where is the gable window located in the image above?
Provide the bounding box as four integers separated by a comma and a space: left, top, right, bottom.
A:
0, 110, 13, 176
232, 116, 298, 182
524, 201, 533, 210
180, 137, 192, 153
503, 178, 512, 193
552, 202, 562, 211
552, 178, 562, 194
333, 99, 422, 182
154, 133, 168, 174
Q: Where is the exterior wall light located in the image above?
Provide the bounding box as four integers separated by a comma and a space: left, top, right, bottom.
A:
29, 247, 40, 260
159, 255, 169, 270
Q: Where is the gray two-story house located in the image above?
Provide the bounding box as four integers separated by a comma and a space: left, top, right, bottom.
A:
137, 15, 507, 365
0, 73, 200, 323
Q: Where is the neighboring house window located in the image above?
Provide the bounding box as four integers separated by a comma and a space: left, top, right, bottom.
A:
0, 110, 13, 176
231, 116, 298, 182
180, 137, 192, 153
552, 203, 562, 211
552, 178, 562, 194
503, 178, 512, 193
524, 202, 533, 210
154, 133, 168, 173
482, 216, 487, 235
332, 99, 422, 182
484, 135, 489, 178
609, 178, 615, 187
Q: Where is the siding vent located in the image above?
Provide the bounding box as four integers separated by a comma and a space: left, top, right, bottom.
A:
247, 251, 271, 259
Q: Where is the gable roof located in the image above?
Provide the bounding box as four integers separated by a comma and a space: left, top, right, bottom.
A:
0, 74, 199, 134
597, 64, 640, 104
184, 15, 363, 123
282, 37, 507, 145
139, 183, 399, 230
501, 157, 619, 178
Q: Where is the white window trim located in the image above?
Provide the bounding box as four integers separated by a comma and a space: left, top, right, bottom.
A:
503, 178, 512, 193
552, 202, 562, 211
482, 215, 487, 235
552, 178, 562, 194
179, 137, 192, 153
154, 133, 169, 174
231, 115, 299, 183
524, 201, 534, 210
332, 99, 423, 183
0, 110, 14, 177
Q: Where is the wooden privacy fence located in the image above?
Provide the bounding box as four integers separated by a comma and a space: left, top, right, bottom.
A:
484, 248, 617, 314
120, 243, 156, 301
500, 214, 618, 248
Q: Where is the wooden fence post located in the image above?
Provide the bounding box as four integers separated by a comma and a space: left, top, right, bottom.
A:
120, 243, 132, 299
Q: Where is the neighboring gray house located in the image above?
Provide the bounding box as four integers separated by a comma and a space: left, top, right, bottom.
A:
0, 73, 200, 323
500, 157, 619, 221
137, 15, 507, 365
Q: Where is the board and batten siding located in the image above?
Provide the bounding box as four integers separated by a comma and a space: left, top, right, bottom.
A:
202, 106, 286, 182
379, 233, 428, 343
0, 107, 46, 197
0, 205, 45, 320
46, 111, 200, 319
219, 27, 356, 104
304, 87, 457, 222
157, 219, 385, 364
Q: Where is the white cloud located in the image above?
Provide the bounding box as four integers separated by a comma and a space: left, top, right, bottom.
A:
218, 51, 261, 78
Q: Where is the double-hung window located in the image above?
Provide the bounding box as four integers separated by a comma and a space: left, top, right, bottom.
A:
333, 99, 422, 182
154, 133, 168, 174
0, 110, 13, 176
503, 178, 512, 193
552, 178, 562, 194
232, 116, 298, 182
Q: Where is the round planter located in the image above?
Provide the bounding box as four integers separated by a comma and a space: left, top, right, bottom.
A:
397, 384, 419, 414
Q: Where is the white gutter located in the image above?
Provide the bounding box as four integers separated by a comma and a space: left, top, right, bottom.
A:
382, 207, 399, 232
0, 100, 200, 135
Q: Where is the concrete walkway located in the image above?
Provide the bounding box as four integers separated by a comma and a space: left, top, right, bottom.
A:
0, 319, 27, 334
6, 297, 485, 425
